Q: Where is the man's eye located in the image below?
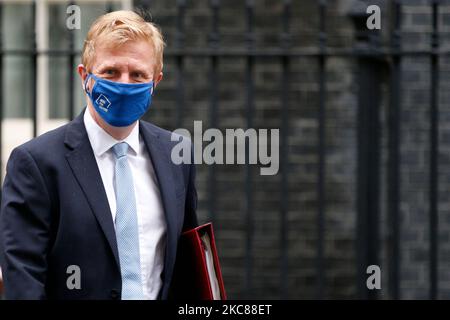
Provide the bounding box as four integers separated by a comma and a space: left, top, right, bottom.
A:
132, 72, 143, 78
105, 69, 115, 75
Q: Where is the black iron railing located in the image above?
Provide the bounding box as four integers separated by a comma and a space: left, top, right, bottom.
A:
0, 0, 446, 300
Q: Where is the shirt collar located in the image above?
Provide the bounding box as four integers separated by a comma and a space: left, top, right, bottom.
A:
83, 108, 140, 157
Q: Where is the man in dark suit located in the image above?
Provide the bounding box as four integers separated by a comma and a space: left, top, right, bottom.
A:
0, 10, 197, 299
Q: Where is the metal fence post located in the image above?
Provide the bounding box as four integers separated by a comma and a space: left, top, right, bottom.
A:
208, 0, 220, 229
387, 0, 402, 300
31, 0, 37, 137
316, 0, 327, 300
68, 1, 76, 121
429, 0, 440, 300
350, 1, 384, 300
244, 0, 255, 300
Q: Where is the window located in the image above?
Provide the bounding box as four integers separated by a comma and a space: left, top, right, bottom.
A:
0, 0, 132, 178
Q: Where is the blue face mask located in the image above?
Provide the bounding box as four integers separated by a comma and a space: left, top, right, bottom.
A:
84, 73, 154, 127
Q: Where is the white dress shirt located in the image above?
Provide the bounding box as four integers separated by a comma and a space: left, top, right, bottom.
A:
84, 109, 166, 299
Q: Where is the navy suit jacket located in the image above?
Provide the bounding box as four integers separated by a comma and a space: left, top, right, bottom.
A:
0, 109, 198, 299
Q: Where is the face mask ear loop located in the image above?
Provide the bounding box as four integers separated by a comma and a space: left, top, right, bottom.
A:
84, 74, 92, 96
151, 82, 155, 96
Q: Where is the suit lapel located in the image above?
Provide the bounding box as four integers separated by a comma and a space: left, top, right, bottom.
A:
139, 122, 179, 289
64, 110, 120, 268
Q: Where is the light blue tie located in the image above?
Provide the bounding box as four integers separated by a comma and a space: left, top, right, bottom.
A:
112, 142, 144, 300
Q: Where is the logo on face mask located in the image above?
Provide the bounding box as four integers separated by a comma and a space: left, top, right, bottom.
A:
96, 94, 111, 112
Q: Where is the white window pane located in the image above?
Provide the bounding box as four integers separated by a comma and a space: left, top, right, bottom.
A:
2, 3, 33, 118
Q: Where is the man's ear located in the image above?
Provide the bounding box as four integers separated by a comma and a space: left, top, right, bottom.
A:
154, 71, 163, 87
78, 64, 96, 94
77, 64, 89, 91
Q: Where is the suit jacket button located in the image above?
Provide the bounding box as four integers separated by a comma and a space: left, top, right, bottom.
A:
110, 289, 119, 300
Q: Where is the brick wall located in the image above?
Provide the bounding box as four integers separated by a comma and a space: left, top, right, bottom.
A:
136, 0, 450, 299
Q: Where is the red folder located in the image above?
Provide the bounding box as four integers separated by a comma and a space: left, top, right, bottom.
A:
170, 222, 227, 300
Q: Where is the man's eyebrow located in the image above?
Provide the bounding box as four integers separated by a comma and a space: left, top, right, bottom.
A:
95, 64, 150, 75
96, 63, 119, 71
130, 68, 150, 75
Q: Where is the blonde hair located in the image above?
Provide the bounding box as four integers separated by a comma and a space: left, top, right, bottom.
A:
81, 10, 165, 74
